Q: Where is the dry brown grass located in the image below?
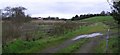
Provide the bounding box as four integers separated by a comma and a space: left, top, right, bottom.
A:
2, 20, 92, 45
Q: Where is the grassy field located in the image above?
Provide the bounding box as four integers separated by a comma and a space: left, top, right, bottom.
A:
3, 22, 107, 53
2, 16, 118, 53
80, 16, 114, 23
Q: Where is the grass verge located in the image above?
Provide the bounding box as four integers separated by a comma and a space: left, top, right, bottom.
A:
93, 35, 118, 53
93, 39, 106, 53
108, 36, 118, 53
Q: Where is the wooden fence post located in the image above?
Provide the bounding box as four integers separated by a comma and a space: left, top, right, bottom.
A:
106, 29, 110, 53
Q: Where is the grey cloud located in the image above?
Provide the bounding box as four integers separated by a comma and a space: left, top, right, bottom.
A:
0, 0, 111, 18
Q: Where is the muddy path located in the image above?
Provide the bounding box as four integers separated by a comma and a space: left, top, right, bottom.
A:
75, 36, 104, 53
38, 37, 81, 53
75, 32, 118, 53
37, 32, 117, 53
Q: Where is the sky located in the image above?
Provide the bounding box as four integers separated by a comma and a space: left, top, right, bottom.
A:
0, 0, 112, 19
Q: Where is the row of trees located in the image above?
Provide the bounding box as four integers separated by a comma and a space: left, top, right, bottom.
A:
42, 16, 59, 20
71, 11, 111, 20
32, 11, 111, 21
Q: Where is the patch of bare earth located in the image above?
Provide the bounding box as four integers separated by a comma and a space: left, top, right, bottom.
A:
38, 38, 80, 53
75, 36, 104, 53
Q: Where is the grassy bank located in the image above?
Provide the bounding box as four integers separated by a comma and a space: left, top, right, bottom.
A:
93, 36, 118, 53
80, 16, 114, 23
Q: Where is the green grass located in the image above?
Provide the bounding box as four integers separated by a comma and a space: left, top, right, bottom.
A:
93, 35, 118, 53
93, 39, 106, 53
108, 36, 118, 53
80, 16, 114, 23
3, 36, 66, 53
78, 22, 108, 34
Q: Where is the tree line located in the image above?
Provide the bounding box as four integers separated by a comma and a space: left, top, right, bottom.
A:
33, 11, 111, 21
71, 11, 111, 20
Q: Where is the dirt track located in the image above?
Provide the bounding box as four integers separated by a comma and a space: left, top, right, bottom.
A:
38, 37, 81, 53
38, 32, 117, 53
75, 36, 104, 53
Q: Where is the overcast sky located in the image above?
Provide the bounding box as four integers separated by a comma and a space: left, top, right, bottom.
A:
0, 0, 111, 19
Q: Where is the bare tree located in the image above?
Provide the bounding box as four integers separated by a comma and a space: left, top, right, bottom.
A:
2, 6, 31, 44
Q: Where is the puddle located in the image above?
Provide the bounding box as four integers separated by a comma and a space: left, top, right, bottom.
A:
72, 33, 103, 41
